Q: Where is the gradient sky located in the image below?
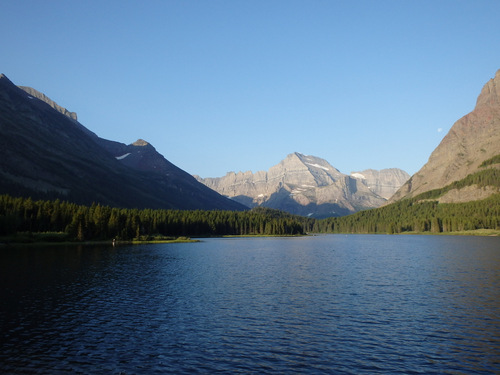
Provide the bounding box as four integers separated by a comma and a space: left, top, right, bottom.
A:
2, 0, 499, 177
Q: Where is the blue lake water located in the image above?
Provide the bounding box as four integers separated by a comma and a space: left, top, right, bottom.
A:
1, 235, 499, 374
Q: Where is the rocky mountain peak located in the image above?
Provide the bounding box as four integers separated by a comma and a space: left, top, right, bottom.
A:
475, 69, 500, 109
0, 73, 13, 83
307, 155, 342, 182
132, 139, 150, 147
0, 74, 24, 92
389, 69, 500, 202
197, 153, 408, 218
294, 152, 337, 171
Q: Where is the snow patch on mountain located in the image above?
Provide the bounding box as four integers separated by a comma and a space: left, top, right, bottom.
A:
116, 153, 131, 160
351, 173, 366, 179
305, 162, 329, 171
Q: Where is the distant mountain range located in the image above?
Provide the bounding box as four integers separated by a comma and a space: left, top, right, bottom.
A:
389, 69, 500, 204
0, 74, 245, 211
196, 153, 409, 218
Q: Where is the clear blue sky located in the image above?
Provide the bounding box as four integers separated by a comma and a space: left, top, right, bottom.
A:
2, 0, 499, 177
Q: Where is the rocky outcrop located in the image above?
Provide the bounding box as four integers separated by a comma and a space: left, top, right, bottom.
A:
350, 168, 410, 200
436, 185, 498, 204
17, 83, 100, 140
196, 153, 408, 218
19, 86, 78, 121
389, 69, 500, 203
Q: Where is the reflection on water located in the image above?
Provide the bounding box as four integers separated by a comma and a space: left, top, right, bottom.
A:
1, 235, 499, 374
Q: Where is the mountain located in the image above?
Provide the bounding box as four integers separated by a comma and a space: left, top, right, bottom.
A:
18, 86, 79, 122
351, 168, 410, 200
389, 69, 500, 203
0, 74, 245, 211
196, 153, 409, 218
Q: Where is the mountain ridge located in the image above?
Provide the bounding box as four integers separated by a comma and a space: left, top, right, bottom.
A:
0, 74, 246, 211
196, 153, 409, 218
19, 86, 79, 121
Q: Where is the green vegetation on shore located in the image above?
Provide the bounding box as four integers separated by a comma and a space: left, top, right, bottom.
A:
0, 195, 313, 243
312, 166, 499, 235
0, 231, 197, 245
0, 179, 498, 244
315, 193, 499, 235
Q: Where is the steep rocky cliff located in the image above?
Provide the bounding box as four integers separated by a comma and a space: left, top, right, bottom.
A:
389, 70, 500, 203
197, 153, 408, 218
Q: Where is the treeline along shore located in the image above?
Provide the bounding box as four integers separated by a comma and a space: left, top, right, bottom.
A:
0, 190, 499, 243
0, 195, 313, 241
322, 193, 499, 234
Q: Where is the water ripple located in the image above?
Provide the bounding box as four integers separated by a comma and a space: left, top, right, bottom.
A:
1, 235, 499, 374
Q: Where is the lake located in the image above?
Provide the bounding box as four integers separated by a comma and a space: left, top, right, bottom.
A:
1, 235, 499, 374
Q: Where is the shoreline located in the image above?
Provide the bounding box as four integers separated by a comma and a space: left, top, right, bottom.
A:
1, 229, 498, 247
0, 237, 199, 247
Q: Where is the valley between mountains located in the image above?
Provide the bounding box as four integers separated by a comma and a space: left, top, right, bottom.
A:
0, 73, 408, 218
1, 69, 499, 223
